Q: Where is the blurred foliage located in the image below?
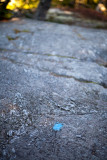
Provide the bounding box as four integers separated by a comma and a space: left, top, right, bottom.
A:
87, 0, 99, 8
0, 9, 13, 19
52, 0, 73, 7
0, 0, 106, 20
6, 0, 100, 10
52, 0, 100, 8
7, 0, 39, 10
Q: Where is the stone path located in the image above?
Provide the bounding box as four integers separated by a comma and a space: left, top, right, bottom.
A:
0, 18, 107, 160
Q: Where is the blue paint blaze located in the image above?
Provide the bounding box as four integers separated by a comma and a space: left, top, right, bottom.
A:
53, 123, 63, 131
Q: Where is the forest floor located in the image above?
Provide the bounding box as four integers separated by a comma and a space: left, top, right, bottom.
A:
0, 18, 107, 160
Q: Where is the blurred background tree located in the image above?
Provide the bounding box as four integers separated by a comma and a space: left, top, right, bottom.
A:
0, 0, 107, 20
1, 0, 102, 11
34, 0, 52, 20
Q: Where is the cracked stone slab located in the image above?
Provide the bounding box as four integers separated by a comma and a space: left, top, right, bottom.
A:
0, 19, 107, 160
0, 50, 107, 88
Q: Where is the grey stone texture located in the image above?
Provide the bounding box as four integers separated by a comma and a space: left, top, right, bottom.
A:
0, 18, 107, 160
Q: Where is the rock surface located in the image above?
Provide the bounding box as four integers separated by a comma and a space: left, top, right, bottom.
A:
0, 18, 107, 160
47, 8, 107, 28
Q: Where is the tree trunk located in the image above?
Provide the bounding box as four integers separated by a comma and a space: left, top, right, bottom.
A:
35, 0, 52, 20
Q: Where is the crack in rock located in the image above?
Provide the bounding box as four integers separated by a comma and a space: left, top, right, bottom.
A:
50, 72, 107, 88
